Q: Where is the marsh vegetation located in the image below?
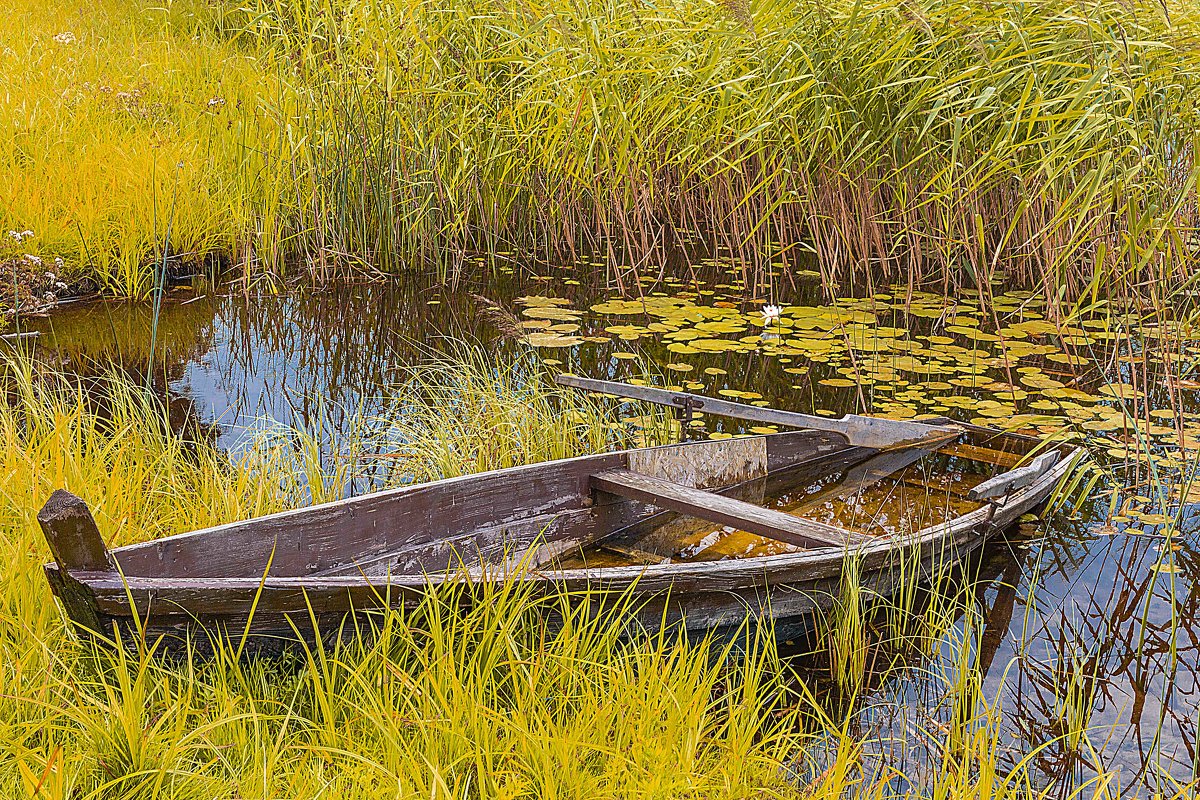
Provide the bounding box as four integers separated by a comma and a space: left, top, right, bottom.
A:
4, 0, 1200, 795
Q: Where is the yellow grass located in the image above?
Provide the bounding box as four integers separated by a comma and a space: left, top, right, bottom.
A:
0, 356, 1187, 797
1, 0, 288, 296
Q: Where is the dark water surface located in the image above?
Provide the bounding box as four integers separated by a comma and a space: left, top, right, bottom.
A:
20, 270, 1200, 792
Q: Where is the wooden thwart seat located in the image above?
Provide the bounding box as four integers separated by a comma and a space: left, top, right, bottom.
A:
591, 469, 873, 550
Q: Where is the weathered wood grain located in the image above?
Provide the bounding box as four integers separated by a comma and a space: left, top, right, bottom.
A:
71, 445, 1077, 626
109, 431, 852, 579
627, 436, 767, 488
967, 451, 1060, 500
38, 489, 112, 572
555, 374, 960, 448
940, 442, 1023, 468
591, 469, 872, 549
38, 420, 1082, 653
38, 490, 113, 634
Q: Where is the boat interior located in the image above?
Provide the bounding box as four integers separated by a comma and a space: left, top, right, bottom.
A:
89, 423, 1058, 583
551, 427, 1050, 570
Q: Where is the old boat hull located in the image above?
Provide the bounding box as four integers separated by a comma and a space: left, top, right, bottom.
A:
39, 424, 1082, 649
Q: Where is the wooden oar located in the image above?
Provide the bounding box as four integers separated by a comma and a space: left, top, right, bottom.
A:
555, 374, 961, 450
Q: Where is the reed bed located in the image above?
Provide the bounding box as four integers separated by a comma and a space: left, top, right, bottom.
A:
4, 0, 1198, 302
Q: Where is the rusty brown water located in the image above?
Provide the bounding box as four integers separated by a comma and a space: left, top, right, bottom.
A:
14, 269, 1200, 793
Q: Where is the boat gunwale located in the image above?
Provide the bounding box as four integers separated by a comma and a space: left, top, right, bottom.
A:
56, 444, 1083, 603
78, 429, 864, 571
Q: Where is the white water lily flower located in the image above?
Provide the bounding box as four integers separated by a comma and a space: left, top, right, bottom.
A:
760, 304, 783, 325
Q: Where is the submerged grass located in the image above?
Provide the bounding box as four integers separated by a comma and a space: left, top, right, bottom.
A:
4, 0, 1198, 301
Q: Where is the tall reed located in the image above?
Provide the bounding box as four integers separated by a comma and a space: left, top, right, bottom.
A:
5, 0, 1198, 303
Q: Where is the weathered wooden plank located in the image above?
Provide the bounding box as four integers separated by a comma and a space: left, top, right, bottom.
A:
314, 431, 858, 577
319, 496, 660, 576
591, 469, 872, 549
38, 490, 112, 572
109, 452, 628, 578
628, 436, 767, 488
555, 374, 960, 448
967, 451, 1060, 500
940, 442, 1023, 468
598, 544, 671, 565
107, 431, 856, 580
763, 431, 855, 471
37, 490, 113, 635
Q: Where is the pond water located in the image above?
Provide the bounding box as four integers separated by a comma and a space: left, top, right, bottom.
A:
16, 265, 1200, 792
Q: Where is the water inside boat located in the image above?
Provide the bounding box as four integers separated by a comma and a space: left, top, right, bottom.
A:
554, 440, 1019, 569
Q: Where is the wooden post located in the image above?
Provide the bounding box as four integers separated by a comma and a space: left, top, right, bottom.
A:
37, 489, 112, 573
37, 490, 112, 636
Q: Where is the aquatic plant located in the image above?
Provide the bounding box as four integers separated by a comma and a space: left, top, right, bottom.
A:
4, 0, 1199, 303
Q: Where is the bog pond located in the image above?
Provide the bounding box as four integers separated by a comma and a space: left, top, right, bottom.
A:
16, 264, 1200, 791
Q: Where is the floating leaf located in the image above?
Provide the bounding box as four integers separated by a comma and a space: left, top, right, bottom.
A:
1099, 383, 1138, 399
523, 306, 581, 321
525, 333, 583, 348
517, 295, 571, 307
691, 338, 746, 353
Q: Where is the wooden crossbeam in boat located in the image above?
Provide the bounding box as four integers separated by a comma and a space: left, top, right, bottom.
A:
591, 469, 873, 550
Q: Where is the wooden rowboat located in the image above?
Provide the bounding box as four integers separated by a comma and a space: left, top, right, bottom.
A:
38, 379, 1083, 649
